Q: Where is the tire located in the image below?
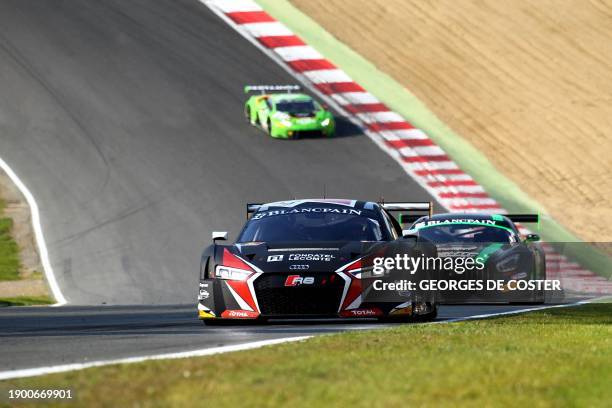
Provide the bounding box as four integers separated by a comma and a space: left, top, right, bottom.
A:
203, 319, 225, 326
412, 307, 438, 322
245, 105, 251, 124
267, 119, 272, 135
379, 302, 438, 323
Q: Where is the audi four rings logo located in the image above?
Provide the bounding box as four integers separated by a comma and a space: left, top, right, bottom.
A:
284, 275, 315, 286
289, 264, 310, 270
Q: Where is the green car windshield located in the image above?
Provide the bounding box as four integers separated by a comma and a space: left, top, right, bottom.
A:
417, 224, 517, 244
276, 100, 316, 115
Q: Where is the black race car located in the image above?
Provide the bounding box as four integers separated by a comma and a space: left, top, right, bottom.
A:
402, 213, 547, 303
197, 199, 438, 324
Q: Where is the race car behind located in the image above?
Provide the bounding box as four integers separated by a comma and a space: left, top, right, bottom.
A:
244, 85, 335, 139
402, 212, 547, 303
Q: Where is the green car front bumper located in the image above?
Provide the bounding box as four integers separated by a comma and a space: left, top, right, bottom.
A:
270, 117, 335, 138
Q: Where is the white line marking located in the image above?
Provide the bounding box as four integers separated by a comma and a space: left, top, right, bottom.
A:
400, 145, 446, 157
242, 22, 292, 37
330, 92, 380, 105
274, 45, 322, 61
0, 157, 66, 306
356, 111, 405, 124
207, 0, 262, 13
379, 129, 430, 141
0, 336, 311, 381
302, 69, 352, 84
435, 299, 594, 324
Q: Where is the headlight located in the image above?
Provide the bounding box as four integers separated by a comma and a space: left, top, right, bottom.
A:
321, 118, 330, 127
279, 119, 293, 127
215, 266, 252, 281
496, 254, 520, 273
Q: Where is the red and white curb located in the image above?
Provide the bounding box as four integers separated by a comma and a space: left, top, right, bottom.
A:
204, 0, 610, 294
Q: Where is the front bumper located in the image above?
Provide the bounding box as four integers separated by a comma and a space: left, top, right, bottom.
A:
272, 120, 334, 138
197, 272, 433, 321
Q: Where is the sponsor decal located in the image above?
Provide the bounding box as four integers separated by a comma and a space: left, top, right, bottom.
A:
284, 275, 315, 286
414, 219, 498, 229
267, 254, 284, 262
252, 207, 362, 220
198, 282, 210, 300
221, 310, 259, 319
288, 253, 335, 262
198, 289, 210, 300
198, 310, 216, 319
340, 308, 383, 317
289, 264, 310, 270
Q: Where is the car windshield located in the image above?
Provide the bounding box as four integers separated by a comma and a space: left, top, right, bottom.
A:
238, 209, 385, 242
276, 100, 316, 115
416, 224, 516, 243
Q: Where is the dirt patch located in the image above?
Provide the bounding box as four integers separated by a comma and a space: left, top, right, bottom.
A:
0, 168, 48, 298
291, 0, 612, 242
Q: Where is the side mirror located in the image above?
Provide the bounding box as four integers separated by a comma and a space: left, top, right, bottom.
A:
525, 233, 540, 242
212, 231, 228, 242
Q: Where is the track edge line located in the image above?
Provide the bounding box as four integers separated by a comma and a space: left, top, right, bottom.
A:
0, 157, 67, 306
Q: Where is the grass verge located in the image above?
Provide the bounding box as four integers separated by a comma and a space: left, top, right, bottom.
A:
0, 198, 52, 306
2, 303, 610, 407
0, 200, 20, 281
0, 296, 54, 307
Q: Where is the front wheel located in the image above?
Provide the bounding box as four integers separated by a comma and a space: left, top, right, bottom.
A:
412, 307, 438, 322
245, 105, 252, 124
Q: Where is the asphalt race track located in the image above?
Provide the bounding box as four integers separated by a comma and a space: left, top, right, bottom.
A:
0, 0, 554, 372
0, 304, 542, 371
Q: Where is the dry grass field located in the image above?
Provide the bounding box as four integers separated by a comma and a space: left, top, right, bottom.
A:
291, 0, 612, 242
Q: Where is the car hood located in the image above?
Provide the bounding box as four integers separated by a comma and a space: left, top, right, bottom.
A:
434, 242, 509, 261
233, 241, 379, 273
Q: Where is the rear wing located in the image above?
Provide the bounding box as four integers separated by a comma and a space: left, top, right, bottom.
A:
246, 203, 263, 219
244, 85, 301, 94
379, 202, 433, 225
505, 214, 539, 223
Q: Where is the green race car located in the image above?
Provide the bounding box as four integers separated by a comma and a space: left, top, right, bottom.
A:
244, 85, 335, 139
